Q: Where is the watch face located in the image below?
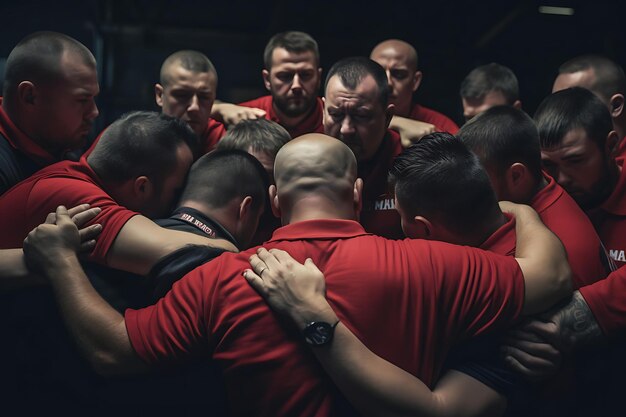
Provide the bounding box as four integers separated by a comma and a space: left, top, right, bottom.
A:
303, 322, 335, 346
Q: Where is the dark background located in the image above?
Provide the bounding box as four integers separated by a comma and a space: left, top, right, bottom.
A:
1, 0, 624, 135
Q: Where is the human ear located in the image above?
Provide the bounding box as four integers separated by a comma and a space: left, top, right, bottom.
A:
262, 69, 271, 92
155, 84, 164, 107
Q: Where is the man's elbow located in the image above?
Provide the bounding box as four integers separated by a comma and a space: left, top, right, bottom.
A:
555, 262, 573, 299
89, 349, 131, 377
521, 261, 573, 315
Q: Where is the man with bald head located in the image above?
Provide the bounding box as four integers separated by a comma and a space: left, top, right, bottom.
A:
370, 39, 459, 144
25, 132, 570, 416
0, 31, 100, 194
155, 50, 225, 153
553, 55, 626, 155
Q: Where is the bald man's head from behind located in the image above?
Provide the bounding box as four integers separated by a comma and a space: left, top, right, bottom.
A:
271, 134, 362, 224
370, 39, 421, 117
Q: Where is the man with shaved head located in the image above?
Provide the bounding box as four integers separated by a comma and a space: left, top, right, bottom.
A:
25, 132, 570, 416
0, 31, 100, 194
553, 55, 626, 155
370, 39, 459, 145
155, 50, 225, 153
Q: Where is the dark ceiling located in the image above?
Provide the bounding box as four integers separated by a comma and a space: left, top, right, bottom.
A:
1, 0, 624, 130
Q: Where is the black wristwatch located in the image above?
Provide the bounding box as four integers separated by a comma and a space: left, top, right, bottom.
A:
303, 320, 339, 346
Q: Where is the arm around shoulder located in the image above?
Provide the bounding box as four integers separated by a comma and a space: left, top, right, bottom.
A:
211, 101, 266, 125
106, 215, 237, 276
22, 206, 148, 376
501, 202, 572, 315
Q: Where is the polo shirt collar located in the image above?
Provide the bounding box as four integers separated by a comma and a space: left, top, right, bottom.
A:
268, 97, 323, 138
268, 219, 371, 242
531, 173, 563, 214
0, 97, 58, 167
170, 206, 240, 247
599, 157, 626, 216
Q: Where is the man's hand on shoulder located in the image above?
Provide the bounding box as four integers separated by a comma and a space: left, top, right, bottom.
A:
212, 102, 266, 125
244, 248, 337, 328
23, 204, 102, 276
390, 115, 436, 148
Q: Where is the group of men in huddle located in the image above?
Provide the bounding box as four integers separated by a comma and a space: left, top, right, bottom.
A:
1, 29, 626, 417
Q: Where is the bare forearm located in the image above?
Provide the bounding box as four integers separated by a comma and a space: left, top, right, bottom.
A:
46, 255, 146, 375
289, 299, 439, 417
294, 307, 438, 416
555, 291, 604, 349
388, 116, 436, 147
388, 115, 405, 131
210, 100, 229, 122
0, 249, 45, 291
107, 216, 237, 276
511, 205, 572, 314
320, 324, 443, 417
210, 101, 265, 125
303, 303, 503, 417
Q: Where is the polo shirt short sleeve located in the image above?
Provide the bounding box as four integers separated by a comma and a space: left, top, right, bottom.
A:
580, 266, 626, 337
0, 158, 138, 264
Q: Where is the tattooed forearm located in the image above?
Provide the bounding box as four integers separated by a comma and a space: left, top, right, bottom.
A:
555, 291, 604, 349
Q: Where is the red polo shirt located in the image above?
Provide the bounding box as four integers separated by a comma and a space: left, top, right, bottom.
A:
359, 129, 404, 239
201, 118, 227, 154
125, 218, 524, 417
0, 157, 138, 263
409, 103, 459, 134
480, 213, 516, 257
0, 98, 58, 168
580, 266, 626, 337
532, 174, 612, 288
239, 95, 324, 138
588, 157, 626, 269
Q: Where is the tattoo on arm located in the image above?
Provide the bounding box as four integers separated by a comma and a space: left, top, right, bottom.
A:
556, 291, 603, 349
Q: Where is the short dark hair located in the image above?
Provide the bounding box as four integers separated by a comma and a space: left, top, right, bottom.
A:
458, 106, 542, 179
3, 31, 96, 101
180, 150, 269, 211
263, 31, 319, 69
325, 57, 390, 107
558, 54, 626, 101
88, 111, 198, 184
216, 118, 291, 157
389, 132, 499, 237
160, 50, 217, 87
460, 63, 519, 104
534, 87, 613, 149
